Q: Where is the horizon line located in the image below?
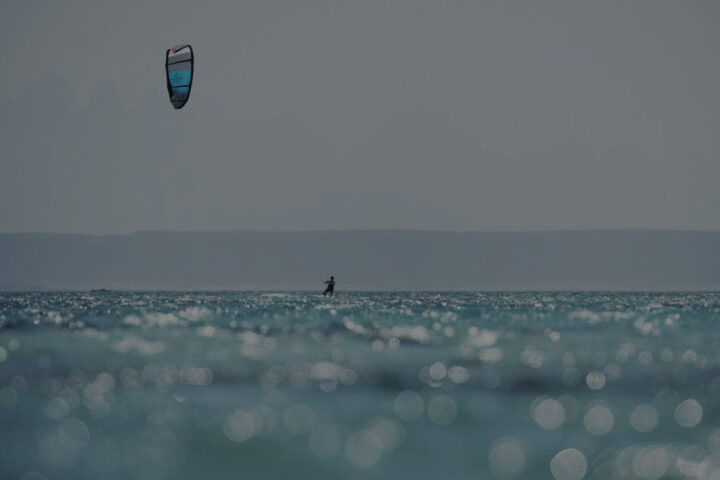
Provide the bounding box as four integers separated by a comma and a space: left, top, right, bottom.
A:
2, 227, 720, 237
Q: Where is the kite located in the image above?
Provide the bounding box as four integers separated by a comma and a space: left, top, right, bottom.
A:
165, 44, 194, 109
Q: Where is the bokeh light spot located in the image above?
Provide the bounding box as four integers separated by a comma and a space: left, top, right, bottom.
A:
489, 437, 526, 479
585, 371, 606, 390
550, 448, 587, 480
427, 394, 457, 426
583, 404, 614, 435
345, 430, 382, 467
393, 391, 424, 421
674, 399, 702, 428
532, 398, 565, 430
629, 404, 658, 433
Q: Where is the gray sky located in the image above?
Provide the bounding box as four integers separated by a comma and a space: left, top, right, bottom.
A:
1, 0, 719, 233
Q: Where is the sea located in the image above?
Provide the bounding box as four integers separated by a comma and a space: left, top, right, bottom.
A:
1, 291, 719, 480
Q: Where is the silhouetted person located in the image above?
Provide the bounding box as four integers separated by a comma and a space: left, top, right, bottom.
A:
323, 276, 336, 297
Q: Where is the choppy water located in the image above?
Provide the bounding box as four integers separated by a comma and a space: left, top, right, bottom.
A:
1, 292, 720, 480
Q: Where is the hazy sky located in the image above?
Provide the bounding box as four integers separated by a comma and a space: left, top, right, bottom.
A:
1, 0, 719, 233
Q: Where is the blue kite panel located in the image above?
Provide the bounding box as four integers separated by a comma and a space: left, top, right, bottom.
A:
169, 69, 192, 87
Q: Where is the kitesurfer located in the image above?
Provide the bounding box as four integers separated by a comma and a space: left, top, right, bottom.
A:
323, 276, 336, 297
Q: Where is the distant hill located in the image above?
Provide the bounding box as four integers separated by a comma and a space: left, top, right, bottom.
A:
1, 230, 719, 291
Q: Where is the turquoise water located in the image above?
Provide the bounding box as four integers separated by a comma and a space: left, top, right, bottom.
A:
1, 292, 720, 480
